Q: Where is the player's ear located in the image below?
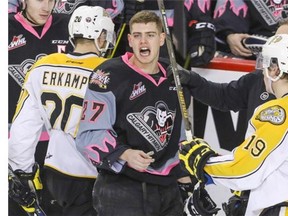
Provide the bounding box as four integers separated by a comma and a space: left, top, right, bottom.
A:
128, 34, 133, 48
160, 32, 165, 47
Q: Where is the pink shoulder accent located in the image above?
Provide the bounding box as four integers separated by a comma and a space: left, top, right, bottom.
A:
184, 0, 193, 11
185, 0, 211, 13
214, 0, 248, 18
229, 0, 248, 17
106, 0, 124, 19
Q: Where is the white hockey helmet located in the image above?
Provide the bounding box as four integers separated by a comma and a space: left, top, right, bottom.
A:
256, 34, 288, 81
68, 5, 115, 56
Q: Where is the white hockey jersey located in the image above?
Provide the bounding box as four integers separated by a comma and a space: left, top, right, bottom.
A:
9, 52, 106, 178
206, 96, 288, 216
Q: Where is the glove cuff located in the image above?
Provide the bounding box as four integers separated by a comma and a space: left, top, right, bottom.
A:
197, 151, 217, 183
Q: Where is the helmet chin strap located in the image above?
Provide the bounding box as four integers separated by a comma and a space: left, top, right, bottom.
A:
95, 40, 109, 57
265, 68, 276, 95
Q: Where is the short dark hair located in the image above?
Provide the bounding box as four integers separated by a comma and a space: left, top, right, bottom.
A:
129, 10, 163, 33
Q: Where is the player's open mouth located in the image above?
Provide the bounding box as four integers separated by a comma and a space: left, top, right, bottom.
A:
140, 47, 150, 56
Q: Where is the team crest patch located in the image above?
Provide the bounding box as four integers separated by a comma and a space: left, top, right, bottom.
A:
8, 34, 26, 51
127, 101, 175, 152
129, 82, 146, 100
90, 69, 110, 89
256, 105, 286, 125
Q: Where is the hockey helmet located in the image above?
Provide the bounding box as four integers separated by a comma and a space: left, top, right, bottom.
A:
256, 34, 288, 81
68, 5, 115, 56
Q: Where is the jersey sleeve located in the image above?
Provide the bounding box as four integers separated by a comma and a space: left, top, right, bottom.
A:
8, 72, 45, 172
76, 71, 128, 173
204, 100, 288, 191
189, 70, 260, 112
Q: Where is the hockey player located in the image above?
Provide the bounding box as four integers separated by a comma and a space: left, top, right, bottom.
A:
8, 0, 74, 214
75, 10, 219, 216
174, 20, 288, 141
180, 34, 288, 216
8, 0, 73, 123
8, 5, 115, 216
213, 0, 288, 58
110, 0, 216, 67
169, 20, 288, 215
50, 0, 216, 67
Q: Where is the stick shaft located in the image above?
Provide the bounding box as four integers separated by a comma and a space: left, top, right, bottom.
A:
157, 0, 193, 140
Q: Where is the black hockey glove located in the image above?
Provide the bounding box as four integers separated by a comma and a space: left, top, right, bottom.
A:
179, 137, 217, 183
187, 21, 216, 67
166, 64, 201, 88
124, 0, 145, 24
222, 190, 250, 216
183, 182, 220, 216
8, 163, 43, 214
178, 182, 194, 202
241, 35, 268, 56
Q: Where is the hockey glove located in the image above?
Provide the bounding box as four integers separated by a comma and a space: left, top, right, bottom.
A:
8, 163, 43, 214
183, 182, 220, 216
187, 21, 216, 67
178, 182, 194, 201
241, 35, 268, 56
166, 64, 201, 88
222, 190, 249, 216
179, 137, 217, 183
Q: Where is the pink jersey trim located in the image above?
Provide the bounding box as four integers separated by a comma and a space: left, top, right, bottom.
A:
122, 52, 167, 86
14, 13, 53, 39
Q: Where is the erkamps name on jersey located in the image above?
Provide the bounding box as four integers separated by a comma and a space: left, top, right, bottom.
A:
42, 70, 88, 90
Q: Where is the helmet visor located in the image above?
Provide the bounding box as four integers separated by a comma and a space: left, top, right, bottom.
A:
255, 53, 274, 70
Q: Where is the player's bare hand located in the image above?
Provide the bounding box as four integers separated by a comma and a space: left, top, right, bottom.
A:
227, 33, 253, 57
120, 149, 155, 171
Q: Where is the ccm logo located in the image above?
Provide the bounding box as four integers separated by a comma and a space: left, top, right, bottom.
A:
52, 40, 69, 44
195, 22, 215, 31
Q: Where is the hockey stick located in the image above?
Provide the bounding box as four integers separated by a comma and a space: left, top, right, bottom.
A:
157, 0, 193, 141
108, 23, 127, 58
8, 164, 47, 216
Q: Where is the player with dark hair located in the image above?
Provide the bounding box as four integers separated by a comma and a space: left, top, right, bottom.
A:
180, 33, 288, 216
8, 5, 115, 216
76, 10, 219, 216
169, 20, 288, 215
8, 0, 73, 214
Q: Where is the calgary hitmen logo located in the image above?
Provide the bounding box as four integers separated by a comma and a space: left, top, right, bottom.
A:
8, 54, 46, 86
127, 101, 175, 152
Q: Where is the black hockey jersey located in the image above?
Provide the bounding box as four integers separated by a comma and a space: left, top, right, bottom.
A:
214, 0, 288, 42
189, 69, 275, 124
8, 12, 73, 123
76, 52, 191, 186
